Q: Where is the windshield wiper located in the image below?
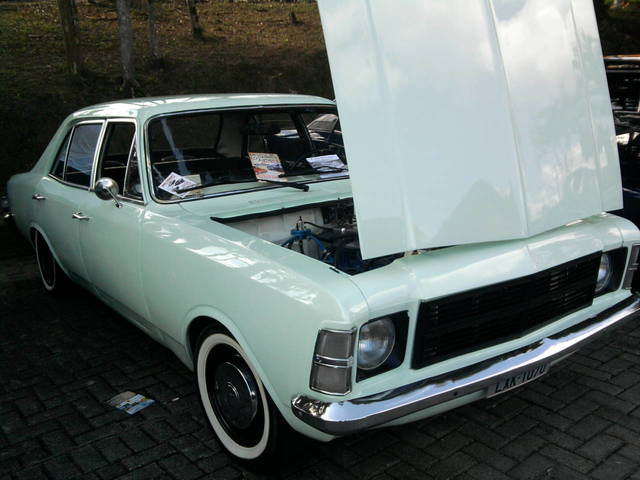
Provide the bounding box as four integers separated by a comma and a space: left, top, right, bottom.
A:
260, 179, 309, 192
176, 178, 257, 194
176, 177, 309, 194
279, 166, 348, 178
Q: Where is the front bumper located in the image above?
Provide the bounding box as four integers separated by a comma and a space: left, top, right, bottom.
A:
292, 295, 640, 436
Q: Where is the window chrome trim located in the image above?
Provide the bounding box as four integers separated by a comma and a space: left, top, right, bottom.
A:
90, 122, 108, 187
47, 173, 91, 191
51, 119, 106, 189
92, 118, 145, 204
55, 130, 73, 181
142, 103, 344, 205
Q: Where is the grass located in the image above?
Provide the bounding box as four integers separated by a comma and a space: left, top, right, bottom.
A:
1, 0, 640, 189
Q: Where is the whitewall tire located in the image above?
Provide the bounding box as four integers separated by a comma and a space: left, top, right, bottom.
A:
196, 329, 285, 469
34, 230, 65, 292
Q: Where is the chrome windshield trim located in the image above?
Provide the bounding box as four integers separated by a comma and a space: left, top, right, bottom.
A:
292, 295, 640, 436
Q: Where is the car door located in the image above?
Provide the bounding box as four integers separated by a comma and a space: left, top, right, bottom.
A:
77, 120, 151, 327
33, 121, 104, 283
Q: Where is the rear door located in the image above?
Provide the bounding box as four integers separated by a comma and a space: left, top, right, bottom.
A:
33, 121, 104, 282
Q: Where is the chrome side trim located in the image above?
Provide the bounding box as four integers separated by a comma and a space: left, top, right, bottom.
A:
314, 355, 353, 368
292, 295, 640, 436
47, 174, 90, 192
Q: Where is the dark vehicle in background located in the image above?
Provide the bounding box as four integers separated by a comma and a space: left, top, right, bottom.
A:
605, 55, 640, 229
613, 113, 640, 224
605, 55, 640, 113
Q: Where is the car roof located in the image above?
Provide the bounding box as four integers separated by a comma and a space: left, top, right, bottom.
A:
70, 94, 335, 123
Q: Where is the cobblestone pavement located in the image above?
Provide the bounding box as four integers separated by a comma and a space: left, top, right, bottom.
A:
1, 226, 640, 480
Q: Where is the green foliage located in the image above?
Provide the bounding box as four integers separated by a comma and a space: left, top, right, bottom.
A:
0, 0, 333, 188
1, 0, 639, 190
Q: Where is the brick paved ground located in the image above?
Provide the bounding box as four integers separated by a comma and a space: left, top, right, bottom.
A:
1, 224, 640, 480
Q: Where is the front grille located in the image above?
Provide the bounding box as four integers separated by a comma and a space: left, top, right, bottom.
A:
412, 252, 601, 369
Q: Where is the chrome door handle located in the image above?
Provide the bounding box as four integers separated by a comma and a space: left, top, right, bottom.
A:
32, 194, 46, 201
72, 212, 90, 221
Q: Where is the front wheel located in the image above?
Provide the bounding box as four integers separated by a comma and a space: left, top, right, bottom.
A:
195, 329, 287, 470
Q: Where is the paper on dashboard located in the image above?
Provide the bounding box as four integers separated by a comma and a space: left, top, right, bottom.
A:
158, 172, 197, 198
306, 154, 348, 178
248, 152, 285, 181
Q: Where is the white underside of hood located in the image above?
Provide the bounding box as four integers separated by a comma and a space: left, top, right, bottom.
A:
318, 0, 622, 259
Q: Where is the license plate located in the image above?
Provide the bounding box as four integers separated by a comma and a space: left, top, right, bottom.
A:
487, 364, 548, 398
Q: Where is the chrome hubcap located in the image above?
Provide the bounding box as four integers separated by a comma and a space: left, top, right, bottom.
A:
213, 361, 258, 429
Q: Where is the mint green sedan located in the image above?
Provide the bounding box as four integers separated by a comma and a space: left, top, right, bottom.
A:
6, 0, 640, 470
5, 92, 640, 469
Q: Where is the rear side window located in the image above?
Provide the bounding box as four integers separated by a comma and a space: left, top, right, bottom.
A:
66, 124, 102, 187
51, 123, 103, 188
51, 131, 71, 179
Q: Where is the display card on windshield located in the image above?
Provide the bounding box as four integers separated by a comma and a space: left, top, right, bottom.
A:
248, 153, 285, 181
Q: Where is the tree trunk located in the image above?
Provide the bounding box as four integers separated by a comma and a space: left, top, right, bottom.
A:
115, 0, 137, 91
186, 0, 203, 39
56, 0, 83, 77
147, 0, 161, 64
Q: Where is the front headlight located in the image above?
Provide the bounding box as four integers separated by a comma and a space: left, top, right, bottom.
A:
595, 253, 613, 293
357, 317, 396, 371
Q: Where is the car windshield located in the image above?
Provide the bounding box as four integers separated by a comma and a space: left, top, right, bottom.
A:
147, 107, 347, 200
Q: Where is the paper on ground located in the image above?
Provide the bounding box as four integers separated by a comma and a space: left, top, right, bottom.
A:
107, 391, 155, 415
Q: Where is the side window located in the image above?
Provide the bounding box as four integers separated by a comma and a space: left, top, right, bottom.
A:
65, 124, 102, 187
50, 131, 72, 179
97, 123, 136, 194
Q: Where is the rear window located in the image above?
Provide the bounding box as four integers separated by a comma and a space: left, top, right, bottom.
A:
51, 123, 103, 188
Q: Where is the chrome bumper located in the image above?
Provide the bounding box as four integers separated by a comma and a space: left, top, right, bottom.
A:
292, 295, 640, 436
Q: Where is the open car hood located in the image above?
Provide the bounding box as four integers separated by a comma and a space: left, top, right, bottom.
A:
318, 0, 622, 259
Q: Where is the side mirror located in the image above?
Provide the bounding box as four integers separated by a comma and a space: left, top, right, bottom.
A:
94, 178, 122, 208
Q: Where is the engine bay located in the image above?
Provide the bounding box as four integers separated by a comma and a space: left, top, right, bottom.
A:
227, 199, 402, 274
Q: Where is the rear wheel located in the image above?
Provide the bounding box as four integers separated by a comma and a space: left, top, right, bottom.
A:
195, 329, 287, 471
34, 230, 69, 293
